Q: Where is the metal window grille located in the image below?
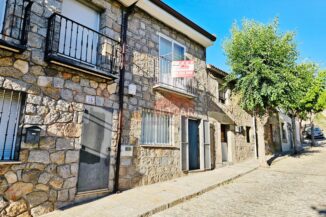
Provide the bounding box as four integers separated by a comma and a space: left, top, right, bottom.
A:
219, 90, 226, 103
0, 89, 25, 161
141, 110, 172, 145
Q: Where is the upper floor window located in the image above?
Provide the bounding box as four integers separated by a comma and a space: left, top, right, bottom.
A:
219, 89, 226, 104
159, 35, 186, 76
141, 110, 173, 145
0, 89, 25, 161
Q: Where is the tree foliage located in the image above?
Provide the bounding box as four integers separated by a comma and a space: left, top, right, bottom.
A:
299, 69, 326, 115
223, 18, 298, 115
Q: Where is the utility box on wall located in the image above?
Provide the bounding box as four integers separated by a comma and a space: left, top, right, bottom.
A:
25, 126, 42, 144
121, 145, 134, 157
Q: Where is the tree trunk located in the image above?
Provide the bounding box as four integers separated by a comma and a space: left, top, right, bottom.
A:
299, 119, 303, 143
310, 113, 316, 146
291, 115, 297, 154
253, 112, 258, 158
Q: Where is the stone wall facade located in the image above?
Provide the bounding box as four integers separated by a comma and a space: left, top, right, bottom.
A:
118, 7, 209, 189
207, 70, 256, 167
0, 0, 123, 216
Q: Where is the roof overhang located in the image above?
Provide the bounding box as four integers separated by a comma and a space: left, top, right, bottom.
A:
118, 0, 216, 48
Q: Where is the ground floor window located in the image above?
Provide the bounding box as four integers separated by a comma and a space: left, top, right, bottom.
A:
0, 89, 24, 161
246, 126, 251, 143
141, 110, 172, 145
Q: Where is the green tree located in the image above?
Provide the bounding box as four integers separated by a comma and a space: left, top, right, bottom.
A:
280, 62, 317, 151
223, 18, 298, 160
299, 69, 326, 145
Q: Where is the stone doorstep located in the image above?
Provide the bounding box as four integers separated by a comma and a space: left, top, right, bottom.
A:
41, 160, 259, 217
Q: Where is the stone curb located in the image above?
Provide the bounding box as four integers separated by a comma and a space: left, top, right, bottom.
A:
139, 166, 259, 217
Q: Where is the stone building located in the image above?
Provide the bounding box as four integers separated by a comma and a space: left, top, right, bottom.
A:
206, 65, 256, 167
0, 0, 217, 216
117, 0, 216, 189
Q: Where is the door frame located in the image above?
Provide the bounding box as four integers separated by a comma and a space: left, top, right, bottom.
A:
180, 117, 211, 171
77, 105, 112, 194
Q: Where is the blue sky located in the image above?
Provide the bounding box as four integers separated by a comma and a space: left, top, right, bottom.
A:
164, 0, 326, 72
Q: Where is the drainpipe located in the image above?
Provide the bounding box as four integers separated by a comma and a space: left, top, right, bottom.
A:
114, 2, 138, 193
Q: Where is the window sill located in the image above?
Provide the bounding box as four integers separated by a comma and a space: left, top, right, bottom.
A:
0, 161, 22, 165
140, 144, 180, 149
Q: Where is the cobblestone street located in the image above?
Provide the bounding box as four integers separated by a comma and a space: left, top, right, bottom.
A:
154, 145, 326, 217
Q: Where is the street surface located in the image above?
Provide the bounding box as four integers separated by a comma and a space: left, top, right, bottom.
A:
155, 144, 326, 217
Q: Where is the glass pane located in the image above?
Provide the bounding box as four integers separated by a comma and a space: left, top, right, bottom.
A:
159, 37, 172, 82
173, 43, 185, 61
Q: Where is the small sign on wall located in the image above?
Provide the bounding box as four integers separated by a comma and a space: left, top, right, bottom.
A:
128, 84, 137, 96
85, 95, 95, 105
121, 145, 133, 157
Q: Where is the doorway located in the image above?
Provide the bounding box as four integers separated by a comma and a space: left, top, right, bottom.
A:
77, 105, 113, 193
221, 124, 228, 162
188, 119, 200, 170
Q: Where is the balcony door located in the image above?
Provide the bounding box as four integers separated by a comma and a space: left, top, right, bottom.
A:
59, 0, 100, 65
159, 35, 185, 88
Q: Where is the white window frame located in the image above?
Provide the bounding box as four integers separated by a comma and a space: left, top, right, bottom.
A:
141, 110, 174, 146
158, 33, 187, 63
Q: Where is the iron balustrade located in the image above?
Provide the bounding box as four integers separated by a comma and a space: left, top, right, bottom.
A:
154, 56, 197, 96
0, 89, 25, 161
0, 0, 33, 47
45, 13, 121, 77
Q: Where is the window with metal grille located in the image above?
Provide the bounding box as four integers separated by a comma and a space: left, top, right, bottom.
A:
141, 110, 172, 145
219, 89, 226, 104
0, 89, 25, 161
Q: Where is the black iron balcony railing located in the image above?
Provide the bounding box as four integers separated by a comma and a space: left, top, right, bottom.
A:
45, 13, 121, 79
153, 56, 197, 97
0, 0, 33, 52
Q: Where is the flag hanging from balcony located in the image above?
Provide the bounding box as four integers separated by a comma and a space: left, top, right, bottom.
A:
171, 60, 195, 78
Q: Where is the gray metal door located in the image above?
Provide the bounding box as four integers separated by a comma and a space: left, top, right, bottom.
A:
77, 105, 113, 193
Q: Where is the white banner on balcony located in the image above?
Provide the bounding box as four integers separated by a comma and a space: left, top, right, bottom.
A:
171, 60, 195, 78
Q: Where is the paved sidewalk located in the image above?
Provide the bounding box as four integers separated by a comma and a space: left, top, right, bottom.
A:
43, 160, 259, 217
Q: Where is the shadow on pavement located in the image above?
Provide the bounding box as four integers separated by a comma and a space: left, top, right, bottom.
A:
267, 140, 325, 165
311, 206, 326, 216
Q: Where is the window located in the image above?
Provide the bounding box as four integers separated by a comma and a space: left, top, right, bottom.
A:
219, 89, 226, 104
0, 89, 24, 161
246, 127, 251, 143
281, 123, 287, 142
159, 35, 185, 77
141, 110, 172, 145
221, 124, 228, 143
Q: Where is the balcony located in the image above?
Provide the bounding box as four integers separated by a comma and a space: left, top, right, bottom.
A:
0, 0, 33, 53
45, 13, 121, 80
153, 56, 197, 99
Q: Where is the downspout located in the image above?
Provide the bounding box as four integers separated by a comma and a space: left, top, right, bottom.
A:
114, 2, 138, 193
